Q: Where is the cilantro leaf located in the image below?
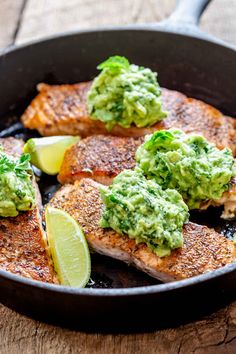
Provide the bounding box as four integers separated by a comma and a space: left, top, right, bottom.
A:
15, 154, 32, 178
0, 147, 32, 179
97, 56, 130, 71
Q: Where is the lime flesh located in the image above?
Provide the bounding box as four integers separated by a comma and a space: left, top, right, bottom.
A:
23, 136, 80, 175
45, 206, 91, 287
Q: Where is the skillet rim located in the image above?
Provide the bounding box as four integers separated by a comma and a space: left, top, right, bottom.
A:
1, 262, 236, 296
0, 24, 235, 59
0, 25, 235, 297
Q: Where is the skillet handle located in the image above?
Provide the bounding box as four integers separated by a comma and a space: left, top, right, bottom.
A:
167, 0, 212, 26
150, 0, 213, 40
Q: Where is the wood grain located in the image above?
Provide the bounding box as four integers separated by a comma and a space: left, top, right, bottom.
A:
15, 0, 175, 44
201, 0, 236, 44
1, 0, 236, 353
1, 301, 236, 354
0, 0, 25, 48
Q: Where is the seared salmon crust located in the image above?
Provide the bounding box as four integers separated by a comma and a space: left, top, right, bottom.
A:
58, 134, 236, 219
58, 135, 144, 185
0, 208, 56, 282
21, 82, 236, 155
49, 178, 236, 282
0, 138, 57, 283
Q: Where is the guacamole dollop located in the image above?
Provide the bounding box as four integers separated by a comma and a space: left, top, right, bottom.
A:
100, 169, 189, 257
136, 129, 235, 209
0, 147, 36, 217
87, 56, 167, 131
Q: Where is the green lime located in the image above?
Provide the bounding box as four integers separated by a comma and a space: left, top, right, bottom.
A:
45, 206, 91, 287
23, 136, 80, 175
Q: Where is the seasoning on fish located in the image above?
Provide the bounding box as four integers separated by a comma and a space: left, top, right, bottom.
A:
49, 178, 236, 282
21, 83, 236, 155
0, 138, 57, 283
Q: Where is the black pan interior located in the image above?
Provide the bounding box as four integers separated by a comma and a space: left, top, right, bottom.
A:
0, 29, 235, 289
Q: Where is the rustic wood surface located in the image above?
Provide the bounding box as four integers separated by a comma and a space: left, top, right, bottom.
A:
0, 1, 236, 353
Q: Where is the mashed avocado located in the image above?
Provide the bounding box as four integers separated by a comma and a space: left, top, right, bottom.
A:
100, 169, 189, 257
87, 56, 167, 131
136, 129, 235, 209
0, 147, 36, 217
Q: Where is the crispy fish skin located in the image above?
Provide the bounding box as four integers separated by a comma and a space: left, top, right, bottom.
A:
0, 138, 57, 283
48, 178, 236, 282
58, 135, 144, 185
21, 82, 236, 155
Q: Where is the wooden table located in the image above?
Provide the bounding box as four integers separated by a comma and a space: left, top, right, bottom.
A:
0, 1, 236, 353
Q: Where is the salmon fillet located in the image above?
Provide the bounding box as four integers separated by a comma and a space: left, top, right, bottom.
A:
21, 82, 236, 155
58, 135, 236, 219
0, 138, 57, 283
212, 177, 236, 219
48, 178, 236, 282
58, 135, 144, 185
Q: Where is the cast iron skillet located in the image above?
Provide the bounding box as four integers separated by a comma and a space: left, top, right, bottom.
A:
0, 0, 236, 332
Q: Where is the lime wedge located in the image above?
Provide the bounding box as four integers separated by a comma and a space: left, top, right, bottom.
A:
45, 206, 91, 287
23, 136, 80, 175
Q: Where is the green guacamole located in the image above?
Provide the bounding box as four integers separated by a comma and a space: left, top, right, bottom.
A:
100, 169, 189, 257
0, 147, 36, 217
87, 56, 167, 131
136, 129, 235, 209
